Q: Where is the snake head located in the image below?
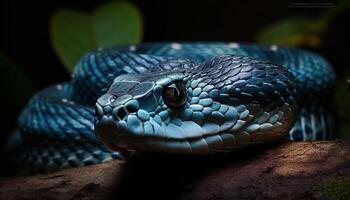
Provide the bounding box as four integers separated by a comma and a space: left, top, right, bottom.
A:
95, 55, 299, 154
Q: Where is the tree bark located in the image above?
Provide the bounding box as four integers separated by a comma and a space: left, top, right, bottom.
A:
0, 140, 349, 200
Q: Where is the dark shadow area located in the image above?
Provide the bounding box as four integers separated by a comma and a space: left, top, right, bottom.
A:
111, 142, 281, 200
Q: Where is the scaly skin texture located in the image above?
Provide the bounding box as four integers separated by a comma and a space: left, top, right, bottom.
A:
95, 55, 299, 154
16, 42, 336, 171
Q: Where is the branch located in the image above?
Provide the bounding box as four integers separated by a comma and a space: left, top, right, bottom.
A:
0, 140, 349, 200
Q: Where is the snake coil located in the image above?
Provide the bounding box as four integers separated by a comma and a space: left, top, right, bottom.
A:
16, 42, 336, 172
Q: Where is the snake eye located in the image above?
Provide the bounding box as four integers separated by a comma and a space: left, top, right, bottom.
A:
163, 82, 187, 108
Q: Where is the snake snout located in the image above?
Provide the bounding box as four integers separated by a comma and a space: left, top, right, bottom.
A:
95, 95, 143, 151
112, 99, 140, 120
113, 106, 128, 120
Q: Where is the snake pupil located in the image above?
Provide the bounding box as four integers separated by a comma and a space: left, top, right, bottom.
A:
163, 82, 187, 108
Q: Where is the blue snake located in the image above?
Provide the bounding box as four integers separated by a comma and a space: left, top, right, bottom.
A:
16, 42, 336, 172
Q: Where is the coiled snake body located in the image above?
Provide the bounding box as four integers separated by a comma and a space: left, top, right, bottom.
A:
17, 42, 336, 172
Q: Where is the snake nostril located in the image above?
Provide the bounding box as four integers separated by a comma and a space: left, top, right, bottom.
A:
102, 106, 113, 116
113, 106, 128, 120
125, 99, 139, 113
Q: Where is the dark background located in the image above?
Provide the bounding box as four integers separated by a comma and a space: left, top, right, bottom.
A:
0, 0, 349, 144
2, 0, 348, 88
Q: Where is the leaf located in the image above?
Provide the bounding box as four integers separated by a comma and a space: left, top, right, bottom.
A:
93, 1, 142, 47
51, 1, 143, 71
256, 16, 327, 47
0, 54, 35, 136
313, 177, 350, 199
323, 0, 350, 22
51, 10, 95, 71
333, 73, 350, 140
256, 1, 350, 47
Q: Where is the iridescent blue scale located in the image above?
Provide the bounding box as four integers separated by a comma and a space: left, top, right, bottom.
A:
16, 42, 335, 172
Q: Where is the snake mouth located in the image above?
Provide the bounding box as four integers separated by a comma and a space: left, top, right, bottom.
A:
95, 112, 288, 154
95, 96, 295, 154
94, 100, 241, 154
102, 130, 240, 154
96, 119, 286, 154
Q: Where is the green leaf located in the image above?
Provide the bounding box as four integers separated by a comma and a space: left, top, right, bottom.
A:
0, 54, 35, 135
51, 10, 95, 70
256, 1, 350, 48
323, 0, 350, 22
51, 1, 143, 71
256, 16, 327, 47
93, 1, 142, 47
313, 177, 350, 199
333, 73, 350, 140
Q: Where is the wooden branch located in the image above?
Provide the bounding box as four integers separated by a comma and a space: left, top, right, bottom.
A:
0, 140, 349, 200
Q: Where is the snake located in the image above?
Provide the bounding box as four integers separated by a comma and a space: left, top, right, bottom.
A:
15, 42, 336, 172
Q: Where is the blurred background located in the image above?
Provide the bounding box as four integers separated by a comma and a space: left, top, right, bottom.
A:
0, 0, 349, 149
